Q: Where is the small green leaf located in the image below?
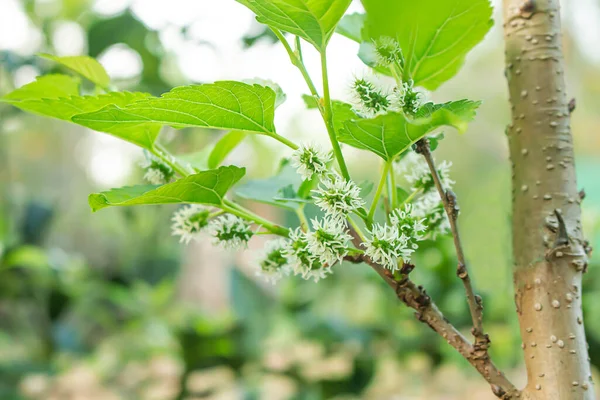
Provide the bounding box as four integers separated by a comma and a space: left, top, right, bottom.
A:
244, 78, 287, 108
396, 187, 410, 204
237, 0, 352, 52
302, 94, 319, 109
336, 13, 365, 42
235, 163, 303, 211
339, 100, 481, 161
89, 165, 245, 212
428, 132, 445, 151
359, 181, 375, 198
2, 74, 80, 101
208, 131, 247, 169
360, 0, 493, 89
39, 53, 111, 88
73, 81, 278, 135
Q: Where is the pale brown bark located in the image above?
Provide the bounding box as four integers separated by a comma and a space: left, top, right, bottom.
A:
502, 0, 594, 398
346, 230, 519, 398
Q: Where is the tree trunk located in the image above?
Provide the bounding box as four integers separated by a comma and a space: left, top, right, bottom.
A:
502, 0, 594, 398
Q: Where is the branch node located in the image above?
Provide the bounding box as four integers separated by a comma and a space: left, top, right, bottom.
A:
491, 384, 506, 399
519, 0, 536, 18
457, 262, 468, 279
400, 262, 415, 276
475, 294, 483, 311
445, 190, 460, 219
552, 209, 569, 247
568, 98, 576, 114
414, 138, 430, 155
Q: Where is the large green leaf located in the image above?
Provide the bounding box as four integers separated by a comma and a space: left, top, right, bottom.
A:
2, 76, 159, 149
39, 53, 111, 88
339, 100, 480, 161
73, 81, 278, 135
2, 74, 80, 101
89, 165, 246, 212
359, 0, 493, 89
237, 0, 352, 51
3, 91, 152, 122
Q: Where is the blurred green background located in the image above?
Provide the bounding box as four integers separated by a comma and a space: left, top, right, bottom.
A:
1, 0, 600, 399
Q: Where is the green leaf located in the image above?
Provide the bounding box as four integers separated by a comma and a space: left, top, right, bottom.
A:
428, 132, 445, 151
339, 100, 481, 161
331, 101, 360, 135
237, 0, 352, 51
336, 13, 365, 42
3, 91, 152, 122
73, 81, 278, 135
396, 187, 410, 204
39, 53, 111, 88
235, 163, 303, 211
89, 165, 246, 212
244, 78, 287, 108
302, 94, 319, 109
2, 76, 159, 149
208, 131, 247, 169
72, 106, 161, 149
302, 96, 360, 136
2, 74, 80, 101
359, 181, 375, 198
360, 0, 493, 89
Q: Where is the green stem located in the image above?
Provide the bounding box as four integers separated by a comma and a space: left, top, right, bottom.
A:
346, 247, 365, 257
271, 28, 319, 98
294, 36, 319, 98
209, 210, 225, 219
368, 161, 391, 221
320, 50, 350, 181
151, 143, 192, 177
389, 63, 404, 87
401, 188, 422, 206
269, 132, 299, 150
295, 205, 309, 231
389, 161, 398, 209
223, 199, 289, 237
348, 217, 368, 242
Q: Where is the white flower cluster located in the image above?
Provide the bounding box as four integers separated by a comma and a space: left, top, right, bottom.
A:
284, 227, 330, 282
373, 36, 404, 68
396, 152, 454, 237
363, 204, 427, 271
171, 207, 254, 249
412, 191, 451, 238
140, 153, 174, 185
313, 174, 365, 220
398, 152, 454, 192
393, 79, 424, 116
281, 142, 366, 283
208, 214, 254, 250
291, 143, 332, 181
352, 77, 391, 118
171, 205, 211, 244
255, 216, 354, 284
256, 238, 292, 284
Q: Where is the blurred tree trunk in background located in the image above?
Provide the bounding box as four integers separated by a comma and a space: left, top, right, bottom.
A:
502, 0, 594, 398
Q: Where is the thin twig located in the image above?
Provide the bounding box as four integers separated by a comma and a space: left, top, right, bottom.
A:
344, 226, 519, 399
414, 139, 485, 342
